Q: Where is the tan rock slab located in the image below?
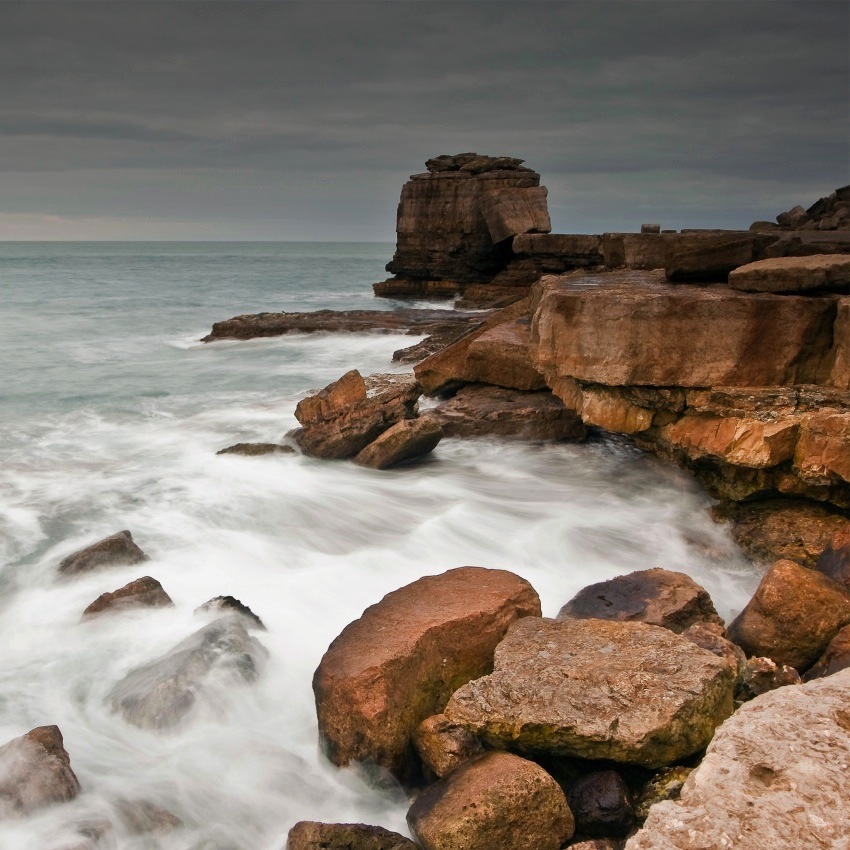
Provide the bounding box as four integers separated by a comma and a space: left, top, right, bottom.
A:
407, 751, 574, 850
728, 253, 850, 293
445, 618, 736, 768
794, 410, 850, 484
313, 567, 541, 778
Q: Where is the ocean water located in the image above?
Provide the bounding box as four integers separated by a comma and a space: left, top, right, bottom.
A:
0, 242, 759, 849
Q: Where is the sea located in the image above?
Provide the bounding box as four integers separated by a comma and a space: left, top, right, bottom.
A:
0, 242, 759, 849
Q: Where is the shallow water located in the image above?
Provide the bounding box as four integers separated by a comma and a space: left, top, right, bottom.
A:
0, 242, 759, 849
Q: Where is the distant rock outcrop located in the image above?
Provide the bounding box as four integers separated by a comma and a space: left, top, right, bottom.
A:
751, 185, 850, 232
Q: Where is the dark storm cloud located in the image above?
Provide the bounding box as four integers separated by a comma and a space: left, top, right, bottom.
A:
0, 1, 847, 238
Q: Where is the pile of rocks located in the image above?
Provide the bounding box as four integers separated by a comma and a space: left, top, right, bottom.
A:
751, 185, 850, 232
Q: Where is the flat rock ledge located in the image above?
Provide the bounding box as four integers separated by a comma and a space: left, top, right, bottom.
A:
445, 617, 736, 768
625, 668, 850, 850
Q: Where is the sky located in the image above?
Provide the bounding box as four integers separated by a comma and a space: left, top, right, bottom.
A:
1, 0, 848, 240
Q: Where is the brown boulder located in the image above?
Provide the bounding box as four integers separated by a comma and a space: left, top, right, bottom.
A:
58, 530, 149, 576
291, 371, 420, 459
726, 559, 850, 669
803, 623, 850, 681
353, 418, 443, 469
216, 442, 295, 456
557, 568, 724, 634
286, 821, 418, 850
312, 567, 540, 778
680, 622, 745, 676
445, 618, 735, 768
407, 751, 574, 850
413, 714, 485, 779
567, 770, 634, 838
728, 253, 850, 293
82, 576, 173, 618
424, 384, 586, 441
815, 526, 850, 587
0, 726, 81, 818
664, 231, 776, 282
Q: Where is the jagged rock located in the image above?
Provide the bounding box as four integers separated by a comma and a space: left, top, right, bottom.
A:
290, 371, 420, 459
0, 726, 81, 818
633, 766, 692, 823
286, 821, 418, 850
413, 714, 485, 779
737, 656, 801, 701
803, 623, 850, 681
82, 576, 173, 618
423, 384, 586, 441
680, 622, 745, 675
58, 530, 149, 576
729, 253, 850, 293
815, 526, 850, 588
353, 417, 443, 469
557, 568, 724, 634
445, 618, 735, 768
115, 799, 183, 834
216, 443, 295, 456
195, 596, 266, 630
727, 559, 850, 669
624, 669, 850, 850
762, 188, 850, 232
312, 567, 541, 778
108, 617, 268, 730
664, 231, 778, 282
407, 751, 574, 850
567, 770, 634, 838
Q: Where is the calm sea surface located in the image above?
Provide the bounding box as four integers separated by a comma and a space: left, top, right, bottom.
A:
0, 242, 758, 849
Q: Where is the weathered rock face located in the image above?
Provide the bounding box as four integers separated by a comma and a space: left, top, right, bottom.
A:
216, 442, 295, 456
729, 253, 850, 293
815, 526, 850, 588
803, 623, 850, 681
681, 622, 746, 676
108, 617, 268, 730
445, 618, 736, 768
312, 567, 541, 778
82, 576, 173, 618
407, 751, 574, 850
736, 656, 801, 702
286, 821, 418, 850
423, 384, 586, 441
291, 371, 421, 459
567, 770, 634, 839
664, 232, 777, 282
413, 714, 485, 779
624, 668, 850, 850
0, 726, 81, 819
58, 530, 149, 576
726, 559, 850, 670
353, 417, 443, 470
557, 568, 723, 634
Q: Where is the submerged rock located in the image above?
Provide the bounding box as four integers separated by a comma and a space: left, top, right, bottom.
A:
195, 596, 266, 630
0, 726, 81, 819
82, 576, 173, 618
108, 617, 268, 730
313, 566, 540, 778
445, 618, 735, 768
58, 530, 149, 576
286, 821, 418, 850
216, 442, 295, 456
353, 417, 443, 469
114, 798, 183, 835
407, 751, 574, 850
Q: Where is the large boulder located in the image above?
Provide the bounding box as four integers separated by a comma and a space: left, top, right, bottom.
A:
312, 567, 541, 778
353, 418, 443, 469
407, 751, 574, 850
445, 618, 735, 768
0, 726, 81, 819
82, 576, 173, 618
286, 822, 418, 850
423, 384, 586, 441
58, 530, 149, 576
291, 371, 420, 459
557, 568, 723, 633
624, 668, 850, 850
726, 559, 850, 670
108, 617, 268, 730
728, 253, 850, 293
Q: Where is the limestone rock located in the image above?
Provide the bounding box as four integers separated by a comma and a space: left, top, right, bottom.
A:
445, 618, 735, 768
312, 567, 540, 778
803, 623, 850, 681
353, 418, 443, 470
423, 384, 586, 441
737, 656, 801, 702
726, 559, 850, 669
407, 751, 574, 850
567, 770, 634, 838
216, 442, 295, 456
729, 253, 850, 293
557, 568, 724, 634
815, 526, 850, 588
624, 668, 850, 850
195, 596, 266, 630
82, 576, 173, 618
0, 726, 81, 819
58, 530, 149, 576
664, 231, 777, 282
108, 617, 268, 730
291, 371, 420, 459
413, 714, 485, 779
286, 821, 418, 850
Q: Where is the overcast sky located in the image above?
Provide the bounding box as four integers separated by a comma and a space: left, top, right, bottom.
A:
1, 0, 847, 240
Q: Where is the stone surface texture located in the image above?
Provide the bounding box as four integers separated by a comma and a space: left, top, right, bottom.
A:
624, 668, 850, 850
353, 417, 443, 469
82, 576, 173, 617
407, 751, 574, 850
729, 253, 850, 293
815, 526, 850, 588
286, 821, 418, 850
804, 623, 850, 681
445, 618, 735, 768
312, 567, 541, 778
413, 714, 485, 778
58, 530, 149, 576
